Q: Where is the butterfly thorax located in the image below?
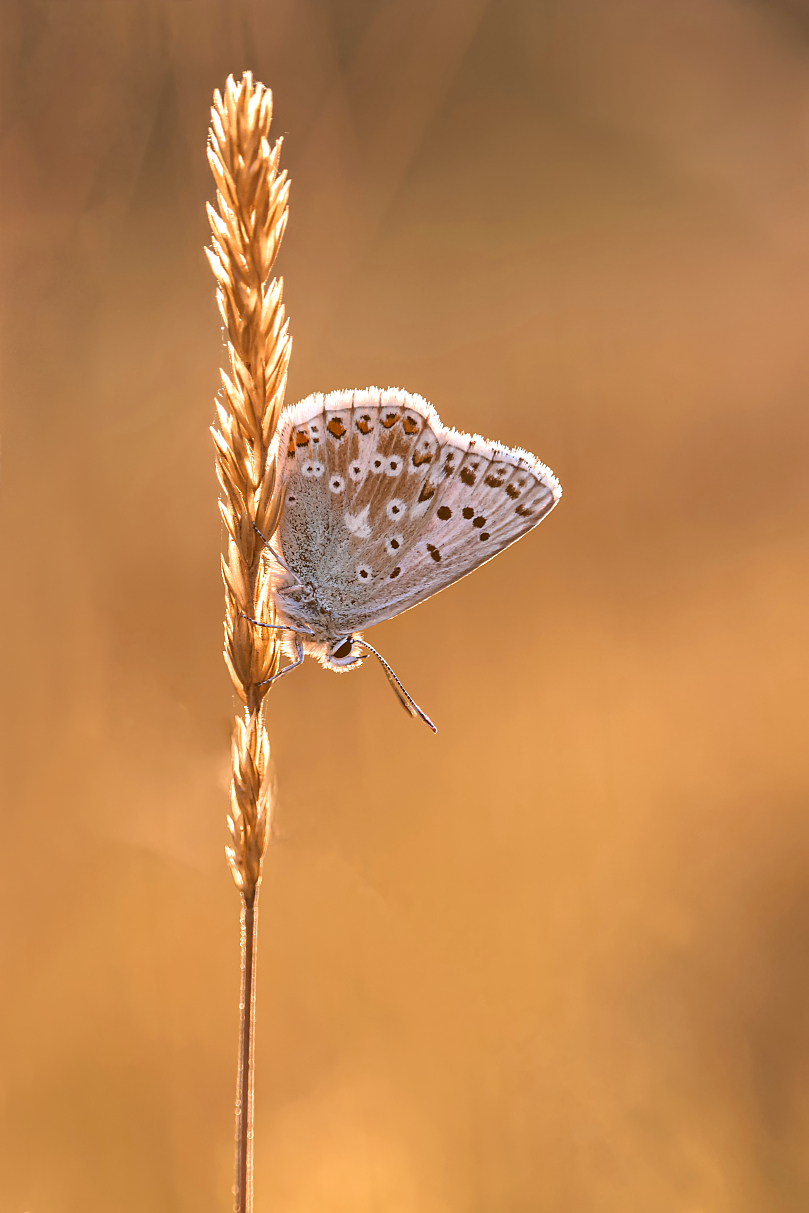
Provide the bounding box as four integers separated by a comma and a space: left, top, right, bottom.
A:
273, 579, 343, 642
269, 578, 364, 672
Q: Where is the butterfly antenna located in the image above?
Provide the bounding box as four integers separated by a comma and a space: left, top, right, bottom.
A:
353, 638, 437, 734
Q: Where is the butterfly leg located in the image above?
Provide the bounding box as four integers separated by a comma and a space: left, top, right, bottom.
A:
241, 614, 314, 637
257, 633, 305, 687
251, 522, 302, 584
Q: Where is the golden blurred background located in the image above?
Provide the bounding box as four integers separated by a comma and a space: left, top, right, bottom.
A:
3, 1, 809, 1209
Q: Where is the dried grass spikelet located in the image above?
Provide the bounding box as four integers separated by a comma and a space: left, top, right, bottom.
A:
207, 72, 291, 897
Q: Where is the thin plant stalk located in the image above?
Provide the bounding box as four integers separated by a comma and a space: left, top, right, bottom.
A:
206, 72, 292, 1213
235, 891, 258, 1209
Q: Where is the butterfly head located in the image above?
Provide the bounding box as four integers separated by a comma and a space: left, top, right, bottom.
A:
323, 635, 366, 671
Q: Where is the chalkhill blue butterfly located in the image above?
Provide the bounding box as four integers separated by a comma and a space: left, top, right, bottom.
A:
251, 387, 561, 731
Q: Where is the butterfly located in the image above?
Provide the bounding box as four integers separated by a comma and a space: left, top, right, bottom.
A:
250, 387, 561, 731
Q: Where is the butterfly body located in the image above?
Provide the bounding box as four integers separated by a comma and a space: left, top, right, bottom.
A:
261, 387, 561, 725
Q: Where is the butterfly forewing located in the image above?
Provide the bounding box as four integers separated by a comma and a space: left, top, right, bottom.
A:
270, 388, 561, 634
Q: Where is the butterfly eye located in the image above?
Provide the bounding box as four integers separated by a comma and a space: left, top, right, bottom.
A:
386, 535, 403, 554
302, 461, 324, 479
386, 498, 406, 520
329, 475, 345, 493
356, 565, 372, 581
328, 636, 365, 669
385, 457, 402, 477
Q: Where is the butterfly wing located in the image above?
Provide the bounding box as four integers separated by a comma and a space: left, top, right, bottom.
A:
270, 387, 561, 634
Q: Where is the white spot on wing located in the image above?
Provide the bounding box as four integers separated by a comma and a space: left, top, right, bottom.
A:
345, 504, 373, 538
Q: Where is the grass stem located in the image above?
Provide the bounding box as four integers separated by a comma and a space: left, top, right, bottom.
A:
235, 890, 258, 1213
206, 71, 291, 1211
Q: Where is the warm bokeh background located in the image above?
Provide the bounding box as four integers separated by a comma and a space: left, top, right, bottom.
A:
3, 1, 809, 1209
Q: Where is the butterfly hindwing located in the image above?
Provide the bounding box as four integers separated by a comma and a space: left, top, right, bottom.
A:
271, 388, 561, 634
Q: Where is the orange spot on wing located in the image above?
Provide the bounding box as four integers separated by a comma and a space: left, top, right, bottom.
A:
287, 435, 296, 456
327, 417, 347, 438
381, 411, 400, 429
356, 415, 373, 434
418, 482, 436, 502
402, 416, 419, 434
295, 429, 310, 447
412, 450, 432, 467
